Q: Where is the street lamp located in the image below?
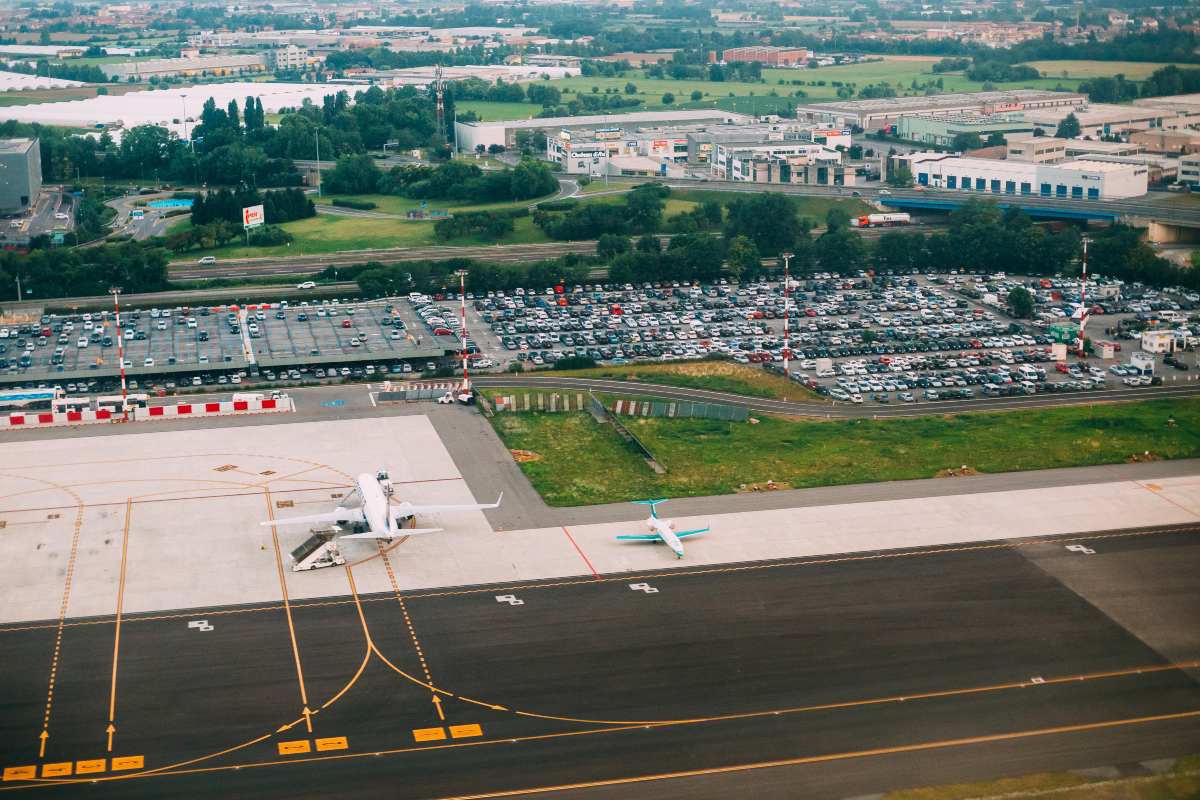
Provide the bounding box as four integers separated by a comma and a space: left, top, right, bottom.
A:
314, 130, 322, 197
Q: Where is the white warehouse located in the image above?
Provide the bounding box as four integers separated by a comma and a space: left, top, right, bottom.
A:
900, 152, 1148, 200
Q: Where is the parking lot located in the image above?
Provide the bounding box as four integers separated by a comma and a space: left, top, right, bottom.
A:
412, 271, 1199, 406
0, 298, 458, 394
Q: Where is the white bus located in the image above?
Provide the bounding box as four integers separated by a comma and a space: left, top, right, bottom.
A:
52, 396, 91, 413
97, 393, 149, 412
0, 388, 60, 413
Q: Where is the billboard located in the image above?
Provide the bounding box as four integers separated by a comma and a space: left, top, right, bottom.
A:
242, 204, 265, 229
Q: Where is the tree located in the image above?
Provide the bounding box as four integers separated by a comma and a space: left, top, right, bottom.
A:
1055, 112, 1081, 139
636, 234, 660, 253
624, 184, 668, 233
526, 83, 561, 106
888, 161, 914, 188
597, 233, 631, 259
825, 206, 851, 233
1007, 286, 1035, 319
724, 193, 805, 256
323, 154, 381, 194
624, 82, 637, 95
690, 90, 703, 101
951, 132, 984, 152
661, 92, 675, 105
814, 229, 867, 274
509, 157, 558, 200
725, 235, 760, 280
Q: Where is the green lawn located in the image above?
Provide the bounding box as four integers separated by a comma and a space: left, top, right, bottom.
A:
456, 100, 542, 121
1019, 60, 1177, 80
487, 398, 1200, 507
315, 192, 552, 217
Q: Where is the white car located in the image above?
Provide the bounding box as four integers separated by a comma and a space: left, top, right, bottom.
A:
198, 256, 216, 264
54, 212, 69, 220
296, 281, 316, 290
143, 357, 155, 367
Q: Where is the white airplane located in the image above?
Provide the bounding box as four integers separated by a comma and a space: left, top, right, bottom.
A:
615, 498, 709, 559
263, 470, 501, 541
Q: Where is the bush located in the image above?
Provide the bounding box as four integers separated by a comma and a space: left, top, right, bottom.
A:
554, 356, 597, 370
331, 199, 378, 210
536, 198, 578, 212
247, 226, 294, 247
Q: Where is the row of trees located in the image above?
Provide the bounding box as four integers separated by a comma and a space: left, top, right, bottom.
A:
324, 156, 558, 204
189, 186, 314, 227
351, 257, 590, 298
0, 242, 169, 301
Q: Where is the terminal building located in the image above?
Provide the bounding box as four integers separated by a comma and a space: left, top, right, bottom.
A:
793, 90, 1085, 131
0, 138, 42, 216
900, 151, 1147, 199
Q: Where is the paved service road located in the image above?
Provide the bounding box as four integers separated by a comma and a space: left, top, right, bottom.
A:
0, 523, 1195, 799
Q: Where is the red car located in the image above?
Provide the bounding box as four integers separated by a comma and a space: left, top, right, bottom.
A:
1055, 362, 1069, 373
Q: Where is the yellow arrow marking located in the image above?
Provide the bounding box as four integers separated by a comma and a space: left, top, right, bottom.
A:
107, 499, 132, 753
432, 695, 445, 721
37, 731, 47, 759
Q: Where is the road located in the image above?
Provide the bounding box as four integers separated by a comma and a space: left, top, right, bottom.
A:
105, 192, 180, 241
472, 373, 1200, 418
0, 520, 1195, 799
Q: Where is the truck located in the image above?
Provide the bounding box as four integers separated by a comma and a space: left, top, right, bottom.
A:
850, 213, 911, 228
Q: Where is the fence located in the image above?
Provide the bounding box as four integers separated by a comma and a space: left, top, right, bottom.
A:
611, 398, 749, 422
491, 392, 589, 413
0, 396, 294, 431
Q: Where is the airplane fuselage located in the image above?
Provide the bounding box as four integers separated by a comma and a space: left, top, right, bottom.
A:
357, 473, 392, 535
649, 517, 685, 558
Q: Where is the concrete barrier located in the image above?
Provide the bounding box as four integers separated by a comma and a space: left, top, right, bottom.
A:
133, 396, 294, 422
0, 408, 115, 431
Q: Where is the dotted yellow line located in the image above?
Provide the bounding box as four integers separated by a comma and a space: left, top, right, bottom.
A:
377, 543, 435, 688
41, 493, 85, 746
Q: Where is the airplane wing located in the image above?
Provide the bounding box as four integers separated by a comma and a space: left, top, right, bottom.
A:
397, 493, 503, 516
675, 527, 710, 538
616, 534, 660, 540
262, 509, 365, 528
341, 527, 443, 541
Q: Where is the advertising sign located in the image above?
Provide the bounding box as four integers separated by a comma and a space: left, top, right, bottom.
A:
242, 204, 265, 229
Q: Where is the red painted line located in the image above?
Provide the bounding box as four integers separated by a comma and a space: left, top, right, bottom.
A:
561, 526, 601, 580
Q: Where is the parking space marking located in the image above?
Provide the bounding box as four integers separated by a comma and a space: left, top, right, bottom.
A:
277, 740, 311, 755
75, 759, 106, 775
314, 736, 349, 752
110, 755, 143, 771
2, 767, 36, 782
40, 762, 72, 777
449, 724, 483, 739
495, 594, 524, 606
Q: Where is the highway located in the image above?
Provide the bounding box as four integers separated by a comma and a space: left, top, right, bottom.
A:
0, 521, 1195, 799
473, 373, 1200, 418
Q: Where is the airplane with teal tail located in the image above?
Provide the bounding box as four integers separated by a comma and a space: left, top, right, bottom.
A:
615, 499, 710, 559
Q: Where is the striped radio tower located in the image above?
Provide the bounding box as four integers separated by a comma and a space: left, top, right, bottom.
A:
434, 64, 446, 143
456, 269, 471, 395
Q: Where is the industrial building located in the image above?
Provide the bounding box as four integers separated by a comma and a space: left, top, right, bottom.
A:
897, 113, 1033, 147
793, 90, 1085, 131
713, 141, 852, 186
721, 46, 809, 66
1177, 154, 1200, 185
1005, 134, 1067, 163
0, 138, 41, 216
1021, 102, 1194, 138
101, 54, 268, 81
455, 110, 752, 153
901, 151, 1148, 199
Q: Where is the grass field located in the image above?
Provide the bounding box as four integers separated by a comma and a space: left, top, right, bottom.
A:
1019, 60, 1177, 80
315, 192, 553, 217
487, 397, 1200, 506
549, 361, 818, 401
456, 100, 542, 121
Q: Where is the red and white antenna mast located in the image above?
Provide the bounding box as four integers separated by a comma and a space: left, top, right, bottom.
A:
455, 269, 470, 395
781, 251, 793, 375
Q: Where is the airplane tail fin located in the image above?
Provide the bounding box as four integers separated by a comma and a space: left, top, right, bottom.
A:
632, 498, 669, 518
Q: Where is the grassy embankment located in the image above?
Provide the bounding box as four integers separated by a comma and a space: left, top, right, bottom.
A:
486, 397, 1198, 506
548, 361, 820, 401
883, 754, 1200, 799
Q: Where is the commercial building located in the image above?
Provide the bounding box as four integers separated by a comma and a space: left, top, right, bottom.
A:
1129, 129, 1200, 154
793, 90, 1085, 131
1176, 154, 1200, 185
1006, 135, 1066, 163
898, 113, 1033, 147
101, 54, 268, 81
264, 45, 311, 73
901, 151, 1148, 199
455, 110, 752, 153
0, 138, 42, 216
721, 46, 809, 66
713, 141, 852, 186
1021, 102, 1189, 137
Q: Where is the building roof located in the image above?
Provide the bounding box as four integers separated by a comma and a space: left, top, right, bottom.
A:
457, 110, 752, 132
1023, 103, 1179, 126
795, 90, 1084, 116
0, 138, 36, 155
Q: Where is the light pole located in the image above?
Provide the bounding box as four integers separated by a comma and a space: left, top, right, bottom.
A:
180, 93, 192, 153
455, 269, 470, 396
110, 286, 128, 422
314, 130, 322, 197
781, 251, 793, 376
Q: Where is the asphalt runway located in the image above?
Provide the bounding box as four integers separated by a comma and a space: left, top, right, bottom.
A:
1, 524, 1197, 799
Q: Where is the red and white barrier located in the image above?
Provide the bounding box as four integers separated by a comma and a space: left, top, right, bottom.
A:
0, 409, 115, 430
133, 396, 294, 422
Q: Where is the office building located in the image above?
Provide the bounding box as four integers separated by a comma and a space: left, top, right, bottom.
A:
898, 114, 1033, 147
721, 46, 809, 66
0, 138, 41, 215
